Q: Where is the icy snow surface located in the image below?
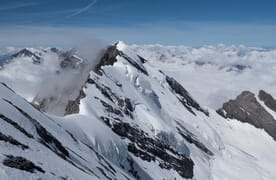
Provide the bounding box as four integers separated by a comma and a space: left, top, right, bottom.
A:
0, 41, 276, 179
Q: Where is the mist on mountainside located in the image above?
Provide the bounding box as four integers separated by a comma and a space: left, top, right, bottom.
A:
0, 39, 106, 115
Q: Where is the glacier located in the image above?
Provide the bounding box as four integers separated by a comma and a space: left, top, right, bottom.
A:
0, 41, 275, 179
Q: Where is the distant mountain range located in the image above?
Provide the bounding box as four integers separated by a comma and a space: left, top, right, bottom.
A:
0, 42, 276, 180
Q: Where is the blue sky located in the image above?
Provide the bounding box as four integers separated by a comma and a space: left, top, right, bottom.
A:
0, 0, 276, 47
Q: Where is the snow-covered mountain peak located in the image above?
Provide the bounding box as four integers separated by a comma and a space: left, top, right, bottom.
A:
130, 44, 276, 109
10, 48, 44, 64
1, 42, 276, 179
115, 40, 128, 51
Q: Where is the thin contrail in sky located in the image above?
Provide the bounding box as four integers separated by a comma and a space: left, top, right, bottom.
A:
67, 0, 97, 18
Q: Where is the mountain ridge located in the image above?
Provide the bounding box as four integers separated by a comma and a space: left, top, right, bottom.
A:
0, 41, 276, 179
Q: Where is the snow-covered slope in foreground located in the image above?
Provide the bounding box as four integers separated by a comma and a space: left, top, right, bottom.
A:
0, 83, 130, 179
0, 42, 276, 179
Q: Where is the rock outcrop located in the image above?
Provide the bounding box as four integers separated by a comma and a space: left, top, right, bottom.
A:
217, 91, 276, 140
165, 75, 209, 116
3, 155, 45, 173
259, 90, 276, 113
94, 42, 148, 76
11, 48, 41, 64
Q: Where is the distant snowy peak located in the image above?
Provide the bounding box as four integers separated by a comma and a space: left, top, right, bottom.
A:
7, 47, 85, 70
10, 48, 43, 64
0, 47, 90, 115
1, 41, 276, 180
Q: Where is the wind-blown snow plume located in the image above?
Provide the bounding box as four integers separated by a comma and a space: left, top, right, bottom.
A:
0, 39, 105, 115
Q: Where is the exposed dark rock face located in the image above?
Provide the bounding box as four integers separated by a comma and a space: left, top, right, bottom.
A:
88, 77, 134, 118
0, 113, 34, 138
217, 91, 276, 140
101, 117, 194, 179
97, 167, 113, 180
127, 143, 155, 162
119, 53, 148, 76
176, 122, 213, 156
94, 45, 120, 75
5, 99, 101, 176
259, 90, 276, 113
92, 57, 195, 178
0, 131, 29, 150
0, 82, 15, 93
60, 57, 81, 69
50, 47, 59, 53
11, 48, 41, 64
59, 49, 83, 69
0, 84, 135, 179
3, 155, 45, 173
3, 99, 69, 159
64, 88, 86, 115
94, 43, 148, 76
96, 98, 124, 117
137, 55, 147, 64
165, 76, 209, 116
88, 78, 114, 103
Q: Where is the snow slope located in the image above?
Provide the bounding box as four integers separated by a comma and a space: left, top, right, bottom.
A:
130, 44, 276, 109
0, 82, 131, 179
64, 42, 276, 180
0, 42, 276, 179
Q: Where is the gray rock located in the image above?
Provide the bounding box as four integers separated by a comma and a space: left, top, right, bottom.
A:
11, 48, 41, 64
59, 49, 83, 69
165, 75, 209, 116
105, 119, 194, 179
0, 131, 29, 150
94, 42, 148, 76
258, 90, 276, 113
3, 99, 69, 159
217, 91, 276, 140
3, 155, 45, 173
94, 43, 120, 75
64, 88, 86, 115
